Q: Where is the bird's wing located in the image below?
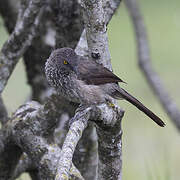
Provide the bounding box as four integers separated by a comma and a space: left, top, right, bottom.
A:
76, 57, 126, 85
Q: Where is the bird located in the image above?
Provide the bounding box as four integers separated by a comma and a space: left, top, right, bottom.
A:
45, 47, 165, 127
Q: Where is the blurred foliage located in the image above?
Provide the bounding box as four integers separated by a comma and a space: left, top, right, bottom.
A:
0, 0, 180, 179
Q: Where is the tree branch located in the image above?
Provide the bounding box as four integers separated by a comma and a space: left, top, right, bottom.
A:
0, 0, 44, 94
104, 0, 122, 25
0, 1, 123, 179
81, 0, 123, 179
73, 1, 122, 178
0, 93, 77, 179
81, 0, 112, 69
125, 0, 180, 129
73, 122, 98, 180
7, 101, 83, 180
76, 0, 122, 59
96, 105, 123, 179
55, 107, 91, 180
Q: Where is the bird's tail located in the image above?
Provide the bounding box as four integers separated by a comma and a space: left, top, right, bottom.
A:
115, 88, 165, 127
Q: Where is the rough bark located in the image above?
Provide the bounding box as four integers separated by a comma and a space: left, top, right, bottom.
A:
0, 0, 124, 179
81, 0, 123, 179
0, 0, 44, 93
0, 100, 83, 180
96, 105, 123, 179
55, 108, 91, 180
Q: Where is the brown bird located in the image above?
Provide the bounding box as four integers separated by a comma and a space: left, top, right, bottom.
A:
45, 47, 165, 127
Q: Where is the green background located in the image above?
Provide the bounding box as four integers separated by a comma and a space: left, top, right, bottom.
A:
0, 0, 180, 179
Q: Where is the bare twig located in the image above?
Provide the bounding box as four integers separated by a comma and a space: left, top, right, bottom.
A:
73, 122, 98, 180
55, 107, 91, 180
0, 0, 44, 94
104, 0, 122, 25
125, 0, 180, 129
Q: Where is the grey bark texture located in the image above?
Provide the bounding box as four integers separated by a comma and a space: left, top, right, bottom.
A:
0, 0, 44, 93
81, 0, 123, 179
0, 0, 123, 179
1, 0, 177, 179
125, 0, 180, 130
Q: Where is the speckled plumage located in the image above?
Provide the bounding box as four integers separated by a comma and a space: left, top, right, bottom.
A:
45, 48, 119, 104
45, 47, 165, 127
45, 55, 80, 103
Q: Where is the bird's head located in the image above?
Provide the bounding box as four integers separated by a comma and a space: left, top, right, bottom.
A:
46, 47, 78, 74
45, 47, 78, 87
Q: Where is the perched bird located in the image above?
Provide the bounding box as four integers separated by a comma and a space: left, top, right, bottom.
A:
45, 47, 165, 127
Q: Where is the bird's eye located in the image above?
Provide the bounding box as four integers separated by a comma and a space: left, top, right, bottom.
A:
63, 60, 68, 65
